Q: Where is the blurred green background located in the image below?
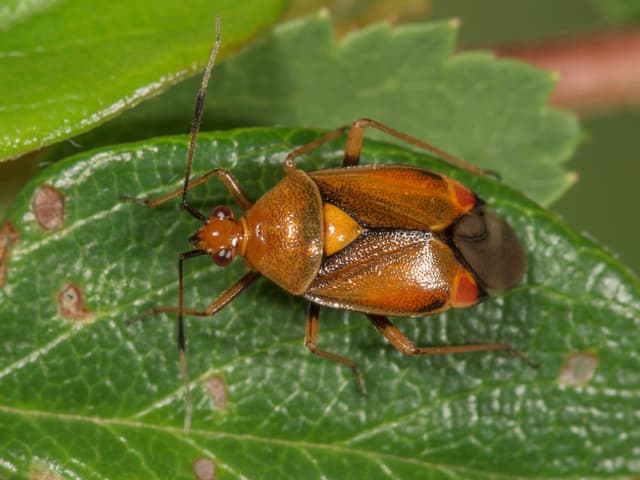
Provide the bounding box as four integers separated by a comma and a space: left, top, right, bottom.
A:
430, 0, 639, 275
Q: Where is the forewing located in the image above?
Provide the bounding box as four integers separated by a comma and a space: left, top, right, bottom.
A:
309, 165, 475, 232
305, 230, 458, 316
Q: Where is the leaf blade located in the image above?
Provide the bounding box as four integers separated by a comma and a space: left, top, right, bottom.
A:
1, 128, 638, 478
0, 0, 286, 160
82, 14, 580, 206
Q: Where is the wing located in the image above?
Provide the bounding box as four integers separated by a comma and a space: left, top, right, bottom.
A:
304, 230, 482, 317
308, 165, 478, 232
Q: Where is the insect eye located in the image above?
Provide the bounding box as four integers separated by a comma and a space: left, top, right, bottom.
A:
213, 248, 234, 266
212, 205, 233, 220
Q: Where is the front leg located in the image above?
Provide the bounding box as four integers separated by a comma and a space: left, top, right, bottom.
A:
121, 168, 253, 213
127, 268, 261, 431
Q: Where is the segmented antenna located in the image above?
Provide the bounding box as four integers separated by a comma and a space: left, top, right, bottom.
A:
180, 15, 221, 433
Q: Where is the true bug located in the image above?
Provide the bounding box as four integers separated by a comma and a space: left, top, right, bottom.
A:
127, 17, 536, 430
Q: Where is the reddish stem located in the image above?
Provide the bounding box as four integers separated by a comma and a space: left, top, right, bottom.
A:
495, 29, 640, 113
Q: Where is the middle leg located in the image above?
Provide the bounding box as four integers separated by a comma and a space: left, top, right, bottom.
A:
305, 303, 366, 396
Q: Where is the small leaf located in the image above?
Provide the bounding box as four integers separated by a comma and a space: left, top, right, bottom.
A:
208, 14, 579, 205
157, 14, 580, 206
0, 0, 286, 160
284, 0, 433, 34
54, 14, 581, 207
1, 129, 638, 478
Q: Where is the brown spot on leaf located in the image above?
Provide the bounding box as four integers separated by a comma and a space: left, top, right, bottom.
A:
205, 375, 228, 410
193, 458, 217, 480
29, 464, 65, 480
57, 283, 92, 321
558, 352, 598, 386
0, 221, 19, 288
32, 185, 65, 231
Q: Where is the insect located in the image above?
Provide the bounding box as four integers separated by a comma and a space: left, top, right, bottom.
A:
126, 17, 536, 431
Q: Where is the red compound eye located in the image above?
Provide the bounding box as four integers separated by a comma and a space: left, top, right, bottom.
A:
213, 248, 234, 266
212, 205, 233, 220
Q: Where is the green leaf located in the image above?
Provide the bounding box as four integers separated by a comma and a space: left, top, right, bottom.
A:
592, 0, 640, 23
1, 128, 638, 479
283, 0, 432, 33
0, 0, 286, 160
47, 13, 581, 207
93, 13, 577, 207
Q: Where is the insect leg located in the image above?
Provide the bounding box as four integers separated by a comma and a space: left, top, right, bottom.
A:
304, 303, 367, 396
177, 268, 259, 431
284, 128, 350, 173
121, 18, 252, 217
342, 118, 486, 175
128, 267, 260, 432
367, 314, 539, 368
127, 270, 260, 323
122, 169, 253, 211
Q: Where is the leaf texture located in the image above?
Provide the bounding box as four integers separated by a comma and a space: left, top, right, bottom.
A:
0, 128, 638, 479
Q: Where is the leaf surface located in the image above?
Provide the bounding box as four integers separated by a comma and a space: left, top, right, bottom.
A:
43, 14, 581, 206
1, 128, 638, 479
0, 0, 286, 160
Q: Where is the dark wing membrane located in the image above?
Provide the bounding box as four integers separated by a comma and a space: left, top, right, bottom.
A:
309, 165, 473, 232
304, 230, 458, 316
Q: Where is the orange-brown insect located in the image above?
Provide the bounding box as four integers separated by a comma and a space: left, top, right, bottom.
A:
127, 18, 535, 430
